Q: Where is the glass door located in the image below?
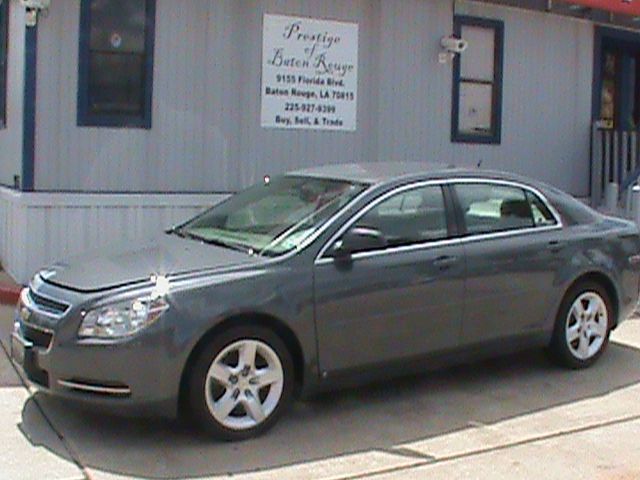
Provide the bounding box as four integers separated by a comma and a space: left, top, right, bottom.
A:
600, 47, 640, 130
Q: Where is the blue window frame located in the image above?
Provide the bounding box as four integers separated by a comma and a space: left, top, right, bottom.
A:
0, 0, 9, 129
77, 0, 156, 129
451, 16, 504, 144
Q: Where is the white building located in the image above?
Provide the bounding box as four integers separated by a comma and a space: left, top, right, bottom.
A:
0, 0, 639, 282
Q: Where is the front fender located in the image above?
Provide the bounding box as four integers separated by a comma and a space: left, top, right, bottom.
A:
162, 264, 318, 397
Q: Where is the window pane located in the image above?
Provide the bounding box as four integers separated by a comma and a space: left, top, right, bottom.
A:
354, 186, 448, 251
88, 52, 145, 115
86, 0, 148, 117
458, 82, 493, 135
455, 184, 534, 235
89, 53, 144, 115
526, 191, 557, 227
90, 0, 146, 53
460, 25, 495, 82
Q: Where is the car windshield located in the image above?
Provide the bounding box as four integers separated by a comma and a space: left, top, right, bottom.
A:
174, 175, 368, 257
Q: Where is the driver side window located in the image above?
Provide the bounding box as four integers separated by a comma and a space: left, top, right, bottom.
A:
352, 185, 448, 252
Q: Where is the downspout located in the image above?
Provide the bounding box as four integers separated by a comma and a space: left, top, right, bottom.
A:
21, 19, 36, 192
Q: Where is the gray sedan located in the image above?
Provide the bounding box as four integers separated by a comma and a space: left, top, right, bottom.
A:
10, 163, 640, 440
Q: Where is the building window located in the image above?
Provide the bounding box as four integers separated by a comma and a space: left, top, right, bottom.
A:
451, 16, 504, 144
0, 0, 8, 129
78, 0, 156, 128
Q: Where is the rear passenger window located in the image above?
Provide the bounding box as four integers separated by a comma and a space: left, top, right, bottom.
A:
354, 185, 448, 250
455, 183, 534, 235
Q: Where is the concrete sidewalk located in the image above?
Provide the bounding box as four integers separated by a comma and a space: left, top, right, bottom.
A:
0, 305, 639, 480
0, 308, 84, 480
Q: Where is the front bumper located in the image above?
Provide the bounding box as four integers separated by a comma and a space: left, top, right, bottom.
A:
10, 288, 183, 418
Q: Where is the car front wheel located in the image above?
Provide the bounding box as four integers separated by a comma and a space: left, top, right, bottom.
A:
187, 326, 294, 440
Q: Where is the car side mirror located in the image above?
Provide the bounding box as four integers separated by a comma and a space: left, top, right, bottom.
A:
331, 227, 387, 259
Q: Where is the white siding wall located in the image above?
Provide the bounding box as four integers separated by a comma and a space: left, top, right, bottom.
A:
374, 0, 594, 196
34, 0, 381, 192
0, 188, 223, 283
33, 0, 594, 195
0, 3, 25, 187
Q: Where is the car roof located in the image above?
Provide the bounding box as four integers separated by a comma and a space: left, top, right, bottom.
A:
287, 162, 538, 187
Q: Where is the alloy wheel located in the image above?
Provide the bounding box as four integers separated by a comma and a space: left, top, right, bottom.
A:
204, 339, 284, 431
565, 292, 608, 361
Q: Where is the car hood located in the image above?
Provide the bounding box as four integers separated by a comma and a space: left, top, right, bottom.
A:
39, 234, 265, 293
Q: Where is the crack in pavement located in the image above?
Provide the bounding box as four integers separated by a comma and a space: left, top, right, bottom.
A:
334, 413, 640, 480
381, 447, 437, 462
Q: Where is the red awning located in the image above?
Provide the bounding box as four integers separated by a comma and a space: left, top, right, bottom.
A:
565, 0, 640, 16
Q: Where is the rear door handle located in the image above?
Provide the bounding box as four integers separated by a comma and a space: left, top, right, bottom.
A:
433, 255, 459, 270
548, 240, 564, 253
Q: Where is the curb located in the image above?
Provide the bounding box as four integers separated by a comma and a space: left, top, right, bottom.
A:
0, 284, 20, 306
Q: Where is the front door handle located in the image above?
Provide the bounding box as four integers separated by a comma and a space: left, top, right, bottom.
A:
433, 255, 459, 270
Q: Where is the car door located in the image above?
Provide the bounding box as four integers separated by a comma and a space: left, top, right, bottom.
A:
452, 181, 563, 345
313, 183, 466, 373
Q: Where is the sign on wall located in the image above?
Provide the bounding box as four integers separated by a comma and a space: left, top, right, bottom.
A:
261, 14, 359, 132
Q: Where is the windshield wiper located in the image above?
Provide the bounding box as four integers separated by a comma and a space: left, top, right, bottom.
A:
199, 236, 255, 254
168, 228, 254, 255
167, 227, 205, 243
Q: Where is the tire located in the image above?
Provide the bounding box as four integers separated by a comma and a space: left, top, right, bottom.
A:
549, 281, 613, 369
187, 325, 294, 441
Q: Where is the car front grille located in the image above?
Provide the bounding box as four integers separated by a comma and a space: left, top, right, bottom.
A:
27, 289, 70, 316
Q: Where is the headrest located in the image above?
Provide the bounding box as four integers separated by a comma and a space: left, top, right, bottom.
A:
500, 199, 531, 219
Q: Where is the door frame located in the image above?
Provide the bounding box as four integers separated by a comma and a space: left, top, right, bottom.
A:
315, 178, 563, 266
314, 180, 460, 264
592, 26, 640, 125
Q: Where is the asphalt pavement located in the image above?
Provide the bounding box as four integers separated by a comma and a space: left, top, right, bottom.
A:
1, 304, 639, 480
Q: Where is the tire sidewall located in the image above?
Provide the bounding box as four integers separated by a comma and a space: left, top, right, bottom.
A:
187, 325, 294, 441
551, 281, 613, 369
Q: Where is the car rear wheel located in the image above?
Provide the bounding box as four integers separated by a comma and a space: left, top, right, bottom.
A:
187, 326, 294, 440
550, 282, 612, 369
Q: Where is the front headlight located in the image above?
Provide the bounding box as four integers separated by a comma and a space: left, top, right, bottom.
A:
78, 297, 169, 339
